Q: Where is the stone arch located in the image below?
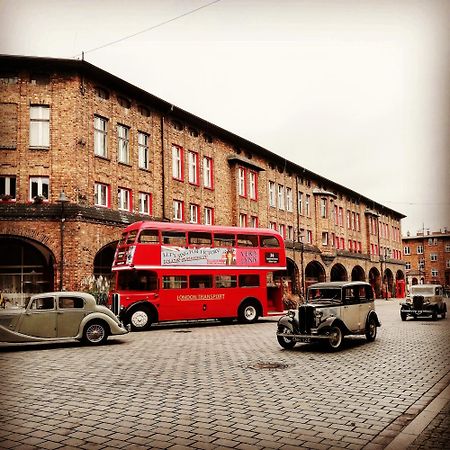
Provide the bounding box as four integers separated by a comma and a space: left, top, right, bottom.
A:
305, 261, 326, 288
94, 242, 118, 278
0, 235, 56, 306
330, 263, 348, 281
383, 268, 394, 298
369, 267, 381, 298
351, 265, 366, 282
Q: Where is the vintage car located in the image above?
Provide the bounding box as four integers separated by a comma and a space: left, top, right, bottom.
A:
400, 284, 447, 321
276, 281, 381, 351
0, 292, 129, 345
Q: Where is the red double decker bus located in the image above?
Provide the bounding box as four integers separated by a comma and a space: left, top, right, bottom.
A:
109, 221, 287, 330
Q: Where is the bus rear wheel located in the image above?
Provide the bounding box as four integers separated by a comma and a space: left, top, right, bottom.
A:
129, 308, 152, 331
238, 300, 260, 324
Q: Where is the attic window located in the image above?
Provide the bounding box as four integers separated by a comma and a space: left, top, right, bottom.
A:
118, 96, 131, 109
138, 105, 150, 117
245, 152, 253, 160
204, 134, 213, 143
30, 73, 50, 85
95, 86, 110, 100
172, 120, 184, 131
189, 127, 199, 137
0, 73, 18, 84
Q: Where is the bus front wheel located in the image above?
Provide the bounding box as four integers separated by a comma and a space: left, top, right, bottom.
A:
128, 308, 153, 331
238, 300, 260, 324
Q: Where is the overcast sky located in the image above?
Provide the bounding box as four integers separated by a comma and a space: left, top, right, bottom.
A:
1, 0, 449, 235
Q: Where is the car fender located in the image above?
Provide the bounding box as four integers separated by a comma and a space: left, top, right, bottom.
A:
75, 312, 128, 339
317, 317, 350, 335
277, 315, 296, 333
0, 324, 52, 343
367, 310, 381, 327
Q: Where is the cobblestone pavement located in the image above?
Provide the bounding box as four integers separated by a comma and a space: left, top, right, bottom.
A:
0, 299, 449, 450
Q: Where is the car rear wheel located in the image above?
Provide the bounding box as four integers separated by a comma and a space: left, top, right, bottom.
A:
277, 325, 296, 349
83, 321, 108, 345
326, 325, 343, 351
365, 316, 377, 342
129, 308, 152, 331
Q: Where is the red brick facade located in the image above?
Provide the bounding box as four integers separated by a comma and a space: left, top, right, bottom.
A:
0, 55, 406, 304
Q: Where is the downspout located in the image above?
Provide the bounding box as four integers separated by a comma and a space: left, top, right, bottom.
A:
161, 105, 174, 221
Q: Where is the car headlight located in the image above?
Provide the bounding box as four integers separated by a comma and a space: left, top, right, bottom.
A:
315, 310, 323, 322
287, 310, 295, 318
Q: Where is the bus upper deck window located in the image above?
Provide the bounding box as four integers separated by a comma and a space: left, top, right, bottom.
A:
237, 234, 258, 247
139, 229, 160, 244
126, 230, 138, 244
214, 233, 235, 247
188, 232, 212, 246
260, 235, 280, 248
162, 231, 187, 247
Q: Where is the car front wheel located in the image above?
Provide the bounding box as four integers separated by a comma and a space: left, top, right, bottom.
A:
400, 311, 407, 321
365, 316, 377, 342
83, 321, 108, 345
238, 301, 260, 324
277, 325, 296, 349
129, 308, 152, 331
326, 325, 343, 351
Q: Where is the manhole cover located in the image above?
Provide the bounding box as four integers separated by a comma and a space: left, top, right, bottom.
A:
248, 362, 288, 370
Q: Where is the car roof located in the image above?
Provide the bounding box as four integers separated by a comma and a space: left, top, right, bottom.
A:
308, 281, 371, 289
30, 292, 94, 299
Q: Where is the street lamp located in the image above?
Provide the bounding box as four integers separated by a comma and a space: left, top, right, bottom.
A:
57, 191, 69, 291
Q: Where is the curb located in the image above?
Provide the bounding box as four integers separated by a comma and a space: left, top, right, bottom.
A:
384, 383, 450, 450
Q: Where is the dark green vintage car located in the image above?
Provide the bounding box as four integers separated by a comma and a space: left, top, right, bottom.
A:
0, 292, 129, 345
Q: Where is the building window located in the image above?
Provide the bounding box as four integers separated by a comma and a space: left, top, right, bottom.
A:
418, 259, 425, 269
346, 210, 351, 228
431, 269, 438, 278
117, 125, 130, 164
188, 151, 199, 185
173, 200, 184, 221
238, 167, 246, 197
204, 207, 214, 225
298, 191, 303, 215
320, 198, 327, 218
239, 213, 247, 227
446, 244, 450, 252
95, 86, 110, 100
94, 182, 109, 207
189, 204, 200, 223
138, 192, 151, 215
172, 145, 183, 181
0, 176, 16, 200
356, 213, 361, 231
269, 182, 276, 207
417, 245, 423, 254
279, 224, 286, 239
30, 105, 50, 148
138, 132, 149, 170
405, 262, 411, 270
286, 226, 294, 241
269, 221, 277, 230
307, 230, 313, 244
446, 259, 450, 269
403, 246, 411, 255
94, 116, 108, 158
250, 216, 258, 228
277, 184, 285, 210
305, 195, 310, 217
286, 187, 293, 212
249, 171, 257, 200
203, 156, 213, 189
430, 253, 437, 261
29, 176, 49, 201
118, 188, 131, 211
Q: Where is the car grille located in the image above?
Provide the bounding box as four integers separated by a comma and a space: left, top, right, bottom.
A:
299, 305, 315, 334
412, 296, 424, 310
111, 293, 120, 315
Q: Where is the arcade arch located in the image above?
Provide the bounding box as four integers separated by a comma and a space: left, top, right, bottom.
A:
330, 263, 348, 282
305, 261, 326, 288
351, 265, 366, 282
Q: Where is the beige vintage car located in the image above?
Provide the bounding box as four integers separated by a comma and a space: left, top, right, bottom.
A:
401, 284, 447, 321
0, 292, 129, 345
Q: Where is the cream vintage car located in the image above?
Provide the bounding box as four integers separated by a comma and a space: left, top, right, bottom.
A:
0, 292, 129, 345
400, 284, 447, 321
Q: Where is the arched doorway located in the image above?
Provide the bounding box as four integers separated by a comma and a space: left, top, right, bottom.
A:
0, 236, 55, 306
94, 242, 117, 277
384, 268, 394, 298
351, 265, 365, 282
305, 261, 326, 288
330, 263, 348, 281
369, 267, 381, 298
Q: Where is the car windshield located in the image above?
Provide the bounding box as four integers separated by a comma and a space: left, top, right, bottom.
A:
307, 288, 342, 303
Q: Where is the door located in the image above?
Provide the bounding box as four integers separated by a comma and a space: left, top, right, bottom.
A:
341, 287, 361, 332
56, 295, 86, 337
18, 296, 57, 338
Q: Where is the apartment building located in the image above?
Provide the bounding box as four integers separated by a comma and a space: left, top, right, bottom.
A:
0, 54, 406, 304
403, 228, 450, 288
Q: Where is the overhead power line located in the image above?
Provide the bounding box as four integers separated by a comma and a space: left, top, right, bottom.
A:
74, 0, 222, 58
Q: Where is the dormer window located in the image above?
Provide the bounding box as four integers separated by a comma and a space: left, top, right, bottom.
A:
118, 96, 131, 109
95, 86, 110, 100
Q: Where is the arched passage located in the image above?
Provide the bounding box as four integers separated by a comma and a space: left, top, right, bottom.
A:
0, 236, 55, 306
330, 263, 348, 281
395, 270, 406, 298
305, 261, 326, 288
94, 242, 117, 277
369, 267, 381, 298
351, 265, 366, 282
384, 268, 394, 298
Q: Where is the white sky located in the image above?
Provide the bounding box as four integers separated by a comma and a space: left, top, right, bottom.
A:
1, 0, 449, 235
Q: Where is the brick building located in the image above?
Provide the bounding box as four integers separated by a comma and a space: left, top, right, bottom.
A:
402, 228, 450, 289
0, 54, 406, 305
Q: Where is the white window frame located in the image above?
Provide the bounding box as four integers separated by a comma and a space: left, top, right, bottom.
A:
286, 226, 294, 241
305, 195, 310, 217
29, 176, 49, 201
30, 105, 50, 148
417, 245, 424, 254
203, 156, 213, 189
238, 167, 246, 197
189, 203, 199, 223
322, 232, 328, 246
269, 181, 276, 207
173, 200, 183, 221
188, 151, 199, 185
320, 198, 327, 218
298, 191, 303, 215
277, 184, 285, 210
138, 132, 149, 170
0, 176, 16, 199
118, 187, 131, 211
431, 269, 438, 278
279, 224, 286, 239
117, 124, 130, 164
94, 115, 108, 158
249, 171, 257, 200
138, 192, 151, 215
172, 145, 183, 180
307, 230, 312, 244
286, 187, 293, 212
430, 253, 438, 261
250, 216, 258, 228
204, 206, 213, 225
94, 182, 109, 207
239, 213, 247, 227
